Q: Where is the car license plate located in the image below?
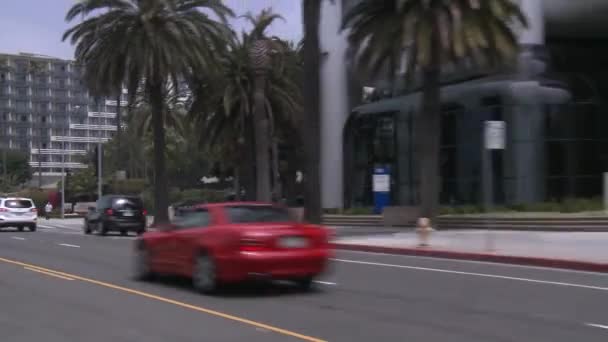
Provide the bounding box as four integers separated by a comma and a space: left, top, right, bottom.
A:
278, 236, 308, 248
123, 211, 134, 217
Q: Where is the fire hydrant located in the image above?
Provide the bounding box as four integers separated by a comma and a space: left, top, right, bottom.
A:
416, 217, 434, 247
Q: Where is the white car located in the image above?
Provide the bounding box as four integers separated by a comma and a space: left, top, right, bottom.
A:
0, 197, 38, 232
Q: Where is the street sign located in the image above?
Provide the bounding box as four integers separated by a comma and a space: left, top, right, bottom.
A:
373, 174, 390, 192
484, 121, 506, 150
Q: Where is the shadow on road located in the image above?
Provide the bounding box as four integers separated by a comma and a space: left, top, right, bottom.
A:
148, 275, 323, 298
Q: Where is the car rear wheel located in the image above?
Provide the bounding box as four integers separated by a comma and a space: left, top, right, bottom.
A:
97, 222, 107, 236
193, 254, 217, 294
133, 245, 153, 281
17, 226, 24, 232
29, 224, 36, 232
84, 221, 92, 235
295, 277, 314, 291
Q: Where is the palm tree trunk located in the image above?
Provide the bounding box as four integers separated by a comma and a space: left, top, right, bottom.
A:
241, 117, 256, 200
233, 165, 241, 201
148, 82, 169, 224
302, 0, 322, 223
252, 74, 272, 202
417, 33, 442, 221
272, 137, 281, 201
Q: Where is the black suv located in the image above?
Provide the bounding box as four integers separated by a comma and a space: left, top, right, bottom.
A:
84, 195, 147, 236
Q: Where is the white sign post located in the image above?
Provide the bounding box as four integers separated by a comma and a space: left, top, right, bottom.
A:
484, 121, 506, 150
373, 174, 390, 193
483, 120, 506, 252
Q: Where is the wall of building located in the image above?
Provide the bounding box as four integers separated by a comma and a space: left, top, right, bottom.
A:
319, 1, 350, 209
0, 53, 118, 187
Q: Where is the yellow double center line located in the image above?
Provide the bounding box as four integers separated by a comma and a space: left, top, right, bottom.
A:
0, 257, 326, 342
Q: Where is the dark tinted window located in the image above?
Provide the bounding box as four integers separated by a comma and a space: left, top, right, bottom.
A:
4, 200, 33, 208
112, 197, 142, 210
173, 209, 210, 229
226, 206, 290, 223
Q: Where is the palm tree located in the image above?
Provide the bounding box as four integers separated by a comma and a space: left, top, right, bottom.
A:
243, 9, 285, 202
302, 0, 323, 223
342, 0, 527, 221
63, 0, 233, 224
191, 18, 302, 203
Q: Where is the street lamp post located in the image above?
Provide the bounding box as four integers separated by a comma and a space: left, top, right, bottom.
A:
98, 141, 102, 200
38, 126, 43, 189
60, 141, 65, 219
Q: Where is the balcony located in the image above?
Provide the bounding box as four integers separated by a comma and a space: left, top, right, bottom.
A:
69, 123, 117, 131
50, 136, 110, 143
29, 161, 88, 169
30, 148, 87, 155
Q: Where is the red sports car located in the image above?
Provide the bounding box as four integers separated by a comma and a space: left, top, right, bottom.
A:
133, 202, 333, 293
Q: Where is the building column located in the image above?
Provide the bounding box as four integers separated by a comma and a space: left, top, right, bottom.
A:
319, 0, 350, 209
517, 0, 547, 77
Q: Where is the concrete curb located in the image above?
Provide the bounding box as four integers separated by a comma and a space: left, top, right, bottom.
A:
332, 243, 608, 273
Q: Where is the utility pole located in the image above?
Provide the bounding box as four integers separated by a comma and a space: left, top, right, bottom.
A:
60, 142, 65, 219
98, 141, 102, 200
2, 148, 6, 187
38, 138, 42, 189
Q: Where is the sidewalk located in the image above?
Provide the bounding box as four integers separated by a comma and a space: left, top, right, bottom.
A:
333, 230, 608, 272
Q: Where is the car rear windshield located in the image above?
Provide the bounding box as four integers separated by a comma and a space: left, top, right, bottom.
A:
111, 197, 142, 210
226, 206, 290, 223
4, 200, 33, 208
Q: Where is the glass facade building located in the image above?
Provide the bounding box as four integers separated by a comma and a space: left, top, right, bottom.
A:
320, 0, 608, 208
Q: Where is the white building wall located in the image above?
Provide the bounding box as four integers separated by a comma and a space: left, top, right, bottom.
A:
319, 0, 350, 209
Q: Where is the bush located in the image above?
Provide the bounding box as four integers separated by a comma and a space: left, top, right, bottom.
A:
109, 178, 147, 195
559, 197, 602, 213
142, 188, 228, 216
13, 188, 50, 209
342, 207, 374, 215
440, 198, 604, 215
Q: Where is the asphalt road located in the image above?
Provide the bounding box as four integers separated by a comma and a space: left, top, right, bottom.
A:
0, 224, 607, 341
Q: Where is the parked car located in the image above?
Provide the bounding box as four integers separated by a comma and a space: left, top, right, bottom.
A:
133, 202, 332, 293
0, 197, 37, 231
84, 195, 147, 236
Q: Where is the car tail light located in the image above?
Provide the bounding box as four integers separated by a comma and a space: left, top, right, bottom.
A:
31, 208, 38, 213
105, 208, 114, 216
239, 237, 269, 252
142, 209, 148, 216
0, 208, 8, 212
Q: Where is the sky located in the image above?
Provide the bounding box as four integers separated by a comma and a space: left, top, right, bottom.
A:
0, 0, 302, 60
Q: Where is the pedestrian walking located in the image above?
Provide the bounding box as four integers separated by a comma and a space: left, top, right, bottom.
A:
44, 202, 53, 220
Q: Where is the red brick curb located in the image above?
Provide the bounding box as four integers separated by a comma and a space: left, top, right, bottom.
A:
332, 243, 608, 273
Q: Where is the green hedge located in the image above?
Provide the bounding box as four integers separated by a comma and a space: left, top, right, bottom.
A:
12, 189, 50, 209
440, 198, 604, 215
323, 207, 375, 215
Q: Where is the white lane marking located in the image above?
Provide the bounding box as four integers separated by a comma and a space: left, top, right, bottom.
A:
314, 281, 337, 286
58, 243, 81, 248
11, 236, 26, 241
333, 258, 608, 291
338, 250, 608, 277
586, 323, 608, 330
37, 225, 57, 230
